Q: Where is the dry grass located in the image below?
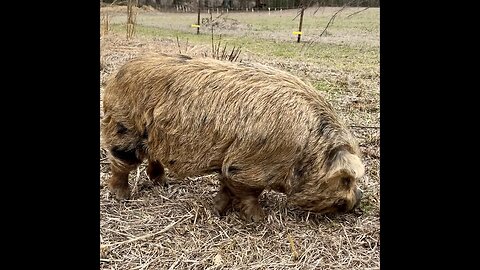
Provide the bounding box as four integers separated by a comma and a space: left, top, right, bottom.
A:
100, 154, 379, 269
100, 7, 379, 269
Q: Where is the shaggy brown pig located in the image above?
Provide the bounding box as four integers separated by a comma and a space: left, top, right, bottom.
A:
101, 53, 365, 222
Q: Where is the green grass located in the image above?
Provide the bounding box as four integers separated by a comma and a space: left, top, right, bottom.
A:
110, 25, 377, 70
358, 194, 376, 215
106, 7, 379, 72
312, 80, 339, 94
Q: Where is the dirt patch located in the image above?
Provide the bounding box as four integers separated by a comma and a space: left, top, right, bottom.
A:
201, 17, 252, 31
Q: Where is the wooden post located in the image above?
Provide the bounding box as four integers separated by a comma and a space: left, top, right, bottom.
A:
297, 7, 305, 43
197, 0, 201, 35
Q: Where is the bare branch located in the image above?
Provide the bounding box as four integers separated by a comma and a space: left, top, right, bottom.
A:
292, 0, 315, 21
317, 5, 348, 38
302, 2, 353, 54
347, 7, 370, 18
349, 125, 380, 129
292, 8, 304, 21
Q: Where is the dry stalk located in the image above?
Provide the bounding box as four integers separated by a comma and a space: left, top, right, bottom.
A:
126, 0, 137, 40
287, 233, 299, 261
176, 36, 181, 54
207, 11, 241, 62
101, 13, 110, 37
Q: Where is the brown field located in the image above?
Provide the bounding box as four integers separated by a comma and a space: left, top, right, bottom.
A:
100, 5, 380, 269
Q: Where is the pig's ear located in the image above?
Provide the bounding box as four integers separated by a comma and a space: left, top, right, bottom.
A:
328, 150, 365, 179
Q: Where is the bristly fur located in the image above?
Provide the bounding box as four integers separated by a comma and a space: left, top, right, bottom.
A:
101, 53, 365, 222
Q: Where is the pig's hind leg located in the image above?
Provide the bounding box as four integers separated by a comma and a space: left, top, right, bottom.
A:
220, 171, 266, 222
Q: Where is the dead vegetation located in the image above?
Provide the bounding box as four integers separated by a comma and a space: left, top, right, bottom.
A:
100, 8, 379, 269
126, 0, 137, 40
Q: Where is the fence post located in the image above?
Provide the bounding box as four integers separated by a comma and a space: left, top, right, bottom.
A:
197, 0, 201, 35
297, 7, 305, 43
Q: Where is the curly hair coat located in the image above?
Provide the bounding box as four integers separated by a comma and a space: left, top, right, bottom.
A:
101, 53, 365, 222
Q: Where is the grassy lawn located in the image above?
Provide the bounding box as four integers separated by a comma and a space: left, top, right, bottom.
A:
103, 7, 379, 71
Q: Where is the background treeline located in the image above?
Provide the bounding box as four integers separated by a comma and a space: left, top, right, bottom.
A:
100, 0, 379, 10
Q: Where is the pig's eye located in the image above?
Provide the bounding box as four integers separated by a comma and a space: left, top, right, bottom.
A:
336, 199, 347, 212
341, 177, 351, 188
